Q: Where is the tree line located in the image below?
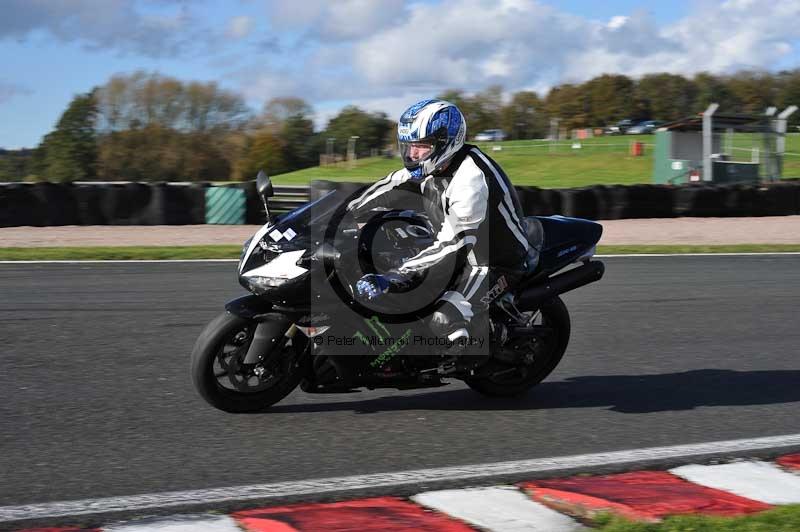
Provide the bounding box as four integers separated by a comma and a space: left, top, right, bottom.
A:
1, 69, 799, 182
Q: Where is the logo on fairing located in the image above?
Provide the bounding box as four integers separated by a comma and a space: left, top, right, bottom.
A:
480, 276, 508, 307
558, 245, 578, 257
351, 315, 412, 367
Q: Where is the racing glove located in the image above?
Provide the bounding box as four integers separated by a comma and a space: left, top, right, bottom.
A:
355, 271, 419, 301
356, 274, 391, 300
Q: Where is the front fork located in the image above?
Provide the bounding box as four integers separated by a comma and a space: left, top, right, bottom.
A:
244, 320, 296, 364
224, 295, 296, 365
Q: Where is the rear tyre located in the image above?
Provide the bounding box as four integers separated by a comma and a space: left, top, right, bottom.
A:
190, 312, 305, 413
466, 296, 570, 397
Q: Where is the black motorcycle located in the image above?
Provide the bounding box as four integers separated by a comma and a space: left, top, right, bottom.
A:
191, 172, 604, 412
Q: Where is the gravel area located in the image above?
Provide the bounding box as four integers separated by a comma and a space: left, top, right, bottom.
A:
2, 216, 800, 247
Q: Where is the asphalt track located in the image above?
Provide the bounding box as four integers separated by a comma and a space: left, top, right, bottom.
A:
1, 256, 800, 512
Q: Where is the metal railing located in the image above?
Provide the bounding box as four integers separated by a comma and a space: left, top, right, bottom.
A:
270, 185, 310, 212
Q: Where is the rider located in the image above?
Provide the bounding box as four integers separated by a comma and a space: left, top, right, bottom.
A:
348, 99, 534, 351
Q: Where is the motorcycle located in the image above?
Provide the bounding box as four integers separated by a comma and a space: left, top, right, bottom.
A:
191, 172, 605, 412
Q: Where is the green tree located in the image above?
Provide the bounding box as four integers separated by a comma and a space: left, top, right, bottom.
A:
693, 72, 739, 113
94, 72, 250, 181
634, 73, 696, 122
545, 83, 588, 130
282, 114, 318, 170
469, 85, 504, 135
262, 97, 314, 132
584, 74, 634, 126
0, 148, 38, 181
437, 89, 474, 118
776, 69, 800, 127
501, 91, 547, 140
725, 71, 777, 115
238, 130, 289, 178
323, 106, 393, 158
260, 97, 318, 170
39, 90, 99, 182
96, 72, 248, 133
437, 87, 504, 138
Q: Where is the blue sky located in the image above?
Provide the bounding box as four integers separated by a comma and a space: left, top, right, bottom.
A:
1, 0, 799, 149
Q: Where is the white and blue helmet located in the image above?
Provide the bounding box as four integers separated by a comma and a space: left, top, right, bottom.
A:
397, 99, 466, 179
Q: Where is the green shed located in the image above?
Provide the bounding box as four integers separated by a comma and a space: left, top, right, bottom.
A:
652, 107, 781, 185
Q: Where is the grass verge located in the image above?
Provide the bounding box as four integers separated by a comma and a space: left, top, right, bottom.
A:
594, 504, 800, 531
1, 244, 799, 261
0, 246, 241, 261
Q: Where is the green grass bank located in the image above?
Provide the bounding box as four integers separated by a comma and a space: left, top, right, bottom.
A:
272, 134, 800, 188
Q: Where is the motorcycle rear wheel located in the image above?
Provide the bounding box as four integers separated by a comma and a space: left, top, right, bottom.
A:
190, 312, 305, 413
465, 296, 570, 397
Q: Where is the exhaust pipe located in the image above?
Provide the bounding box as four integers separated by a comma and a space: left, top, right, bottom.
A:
516, 261, 605, 309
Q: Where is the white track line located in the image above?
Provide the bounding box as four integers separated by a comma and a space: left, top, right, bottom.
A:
2, 433, 800, 522
2, 253, 800, 265
103, 514, 242, 531
671, 461, 800, 505
413, 486, 584, 531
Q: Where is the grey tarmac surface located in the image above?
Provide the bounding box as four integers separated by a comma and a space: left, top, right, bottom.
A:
1, 256, 800, 509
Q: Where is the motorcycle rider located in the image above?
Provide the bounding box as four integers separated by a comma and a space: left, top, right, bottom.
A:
348, 99, 535, 353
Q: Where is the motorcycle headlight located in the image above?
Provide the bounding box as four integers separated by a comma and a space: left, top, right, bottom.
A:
246, 275, 290, 293
240, 249, 308, 294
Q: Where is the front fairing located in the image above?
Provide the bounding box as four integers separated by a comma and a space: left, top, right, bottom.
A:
239, 189, 342, 271
237, 188, 435, 315
238, 189, 357, 302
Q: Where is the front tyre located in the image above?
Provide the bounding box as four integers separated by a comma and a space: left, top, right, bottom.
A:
466, 296, 570, 397
190, 312, 305, 413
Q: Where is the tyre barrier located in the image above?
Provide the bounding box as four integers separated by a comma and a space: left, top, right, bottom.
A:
1, 182, 208, 227
2, 180, 800, 227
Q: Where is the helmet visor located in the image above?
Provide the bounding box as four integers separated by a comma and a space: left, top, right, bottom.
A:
399, 130, 444, 170
401, 140, 434, 163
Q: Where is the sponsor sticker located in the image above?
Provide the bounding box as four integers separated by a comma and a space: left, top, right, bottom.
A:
480, 275, 509, 306
269, 229, 283, 242
557, 245, 578, 257
283, 228, 297, 241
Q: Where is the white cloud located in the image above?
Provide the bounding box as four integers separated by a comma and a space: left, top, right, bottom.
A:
0, 0, 197, 57
17, 0, 794, 127
227, 16, 254, 39
348, 0, 800, 96
607, 16, 628, 30
227, 0, 800, 132
265, 0, 406, 42
352, 0, 588, 91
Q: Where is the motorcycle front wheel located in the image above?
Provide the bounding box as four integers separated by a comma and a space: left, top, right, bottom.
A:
190, 312, 306, 413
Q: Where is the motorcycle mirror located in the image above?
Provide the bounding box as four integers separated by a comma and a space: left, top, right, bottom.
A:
256, 170, 274, 223
256, 170, 274, 198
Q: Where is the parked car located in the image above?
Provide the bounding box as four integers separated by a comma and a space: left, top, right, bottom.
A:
474, 129, 507, 142
626, 120, 662, 135
603, 119, 635, 135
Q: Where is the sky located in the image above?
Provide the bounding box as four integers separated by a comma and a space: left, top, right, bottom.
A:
1, 0, 800, 149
